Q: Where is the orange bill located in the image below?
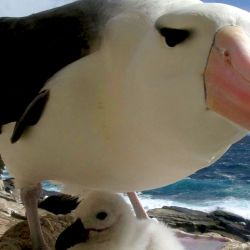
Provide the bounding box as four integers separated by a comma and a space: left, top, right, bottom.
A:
205, 26, 250, 130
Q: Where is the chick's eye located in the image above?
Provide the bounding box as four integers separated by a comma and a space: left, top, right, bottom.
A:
159, 28, 191, 47
96, 211, 108, 220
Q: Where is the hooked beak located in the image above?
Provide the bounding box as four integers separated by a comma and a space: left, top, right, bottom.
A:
55, 219, 89, 250
205, 26, 250, 130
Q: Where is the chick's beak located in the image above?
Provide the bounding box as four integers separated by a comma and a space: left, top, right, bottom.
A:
55, 219, 89, 250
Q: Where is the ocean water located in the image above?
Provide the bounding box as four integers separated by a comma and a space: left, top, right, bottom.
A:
2, 136, 250, 219
140, 135, 250, 219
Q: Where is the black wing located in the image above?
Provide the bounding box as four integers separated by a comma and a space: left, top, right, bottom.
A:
0, 0, 107, 127
38, 193, 80, 215
11, 89, 49, 143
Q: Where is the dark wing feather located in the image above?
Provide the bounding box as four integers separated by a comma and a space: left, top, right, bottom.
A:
0, 0, 105, 127
11, 89, 49, 143
38, 193, 80, 215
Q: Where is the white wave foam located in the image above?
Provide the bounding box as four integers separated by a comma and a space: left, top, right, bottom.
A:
135, 194, 250, 219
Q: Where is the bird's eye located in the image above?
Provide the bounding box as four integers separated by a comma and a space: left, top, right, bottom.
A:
158, 28, 191, 47
96, 211, 108, 220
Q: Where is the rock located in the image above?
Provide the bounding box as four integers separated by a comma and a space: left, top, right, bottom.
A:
2, 178, 15, 193
0, 181, 4, 191
0, 192, 25, 238
0, 156, 5, 175
208, 210, 250, 242
148, 206, 250, 242
0, 190, 74, 249
223, 241, 250, 250
0, 213, 74, 249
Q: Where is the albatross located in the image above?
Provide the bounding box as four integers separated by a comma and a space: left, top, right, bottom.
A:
0, 0, 250, 249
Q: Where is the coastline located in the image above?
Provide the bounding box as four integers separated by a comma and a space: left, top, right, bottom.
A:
0, 189, 249, 249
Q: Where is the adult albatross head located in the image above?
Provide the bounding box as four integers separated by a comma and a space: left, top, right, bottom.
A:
1, 1, 250, 192
112, 2, 250, 188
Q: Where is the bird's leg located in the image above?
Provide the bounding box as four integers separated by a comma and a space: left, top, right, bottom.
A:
127, 192, 149, 219
21, 183, 49, 250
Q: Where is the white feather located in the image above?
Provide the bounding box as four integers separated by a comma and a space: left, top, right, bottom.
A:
0, 1, 249, 192
69, 191, 185, 250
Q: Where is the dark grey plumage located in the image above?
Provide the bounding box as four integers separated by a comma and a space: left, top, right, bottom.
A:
0, 0, 122, 128
38, 193, 80, 215
11, 89, 49, 143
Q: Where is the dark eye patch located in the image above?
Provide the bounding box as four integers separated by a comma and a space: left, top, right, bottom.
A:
158, 28, 191, 47
96, 211, 108, 220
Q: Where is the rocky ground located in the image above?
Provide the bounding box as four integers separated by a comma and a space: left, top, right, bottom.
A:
148, 206, 250, 250
0, 189, 73, 249
148, 206, 250, 242
0, 183, 249, 249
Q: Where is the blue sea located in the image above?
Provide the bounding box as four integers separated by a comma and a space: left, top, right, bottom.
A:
2, 136, 250, 219
139, 135, 250, 219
